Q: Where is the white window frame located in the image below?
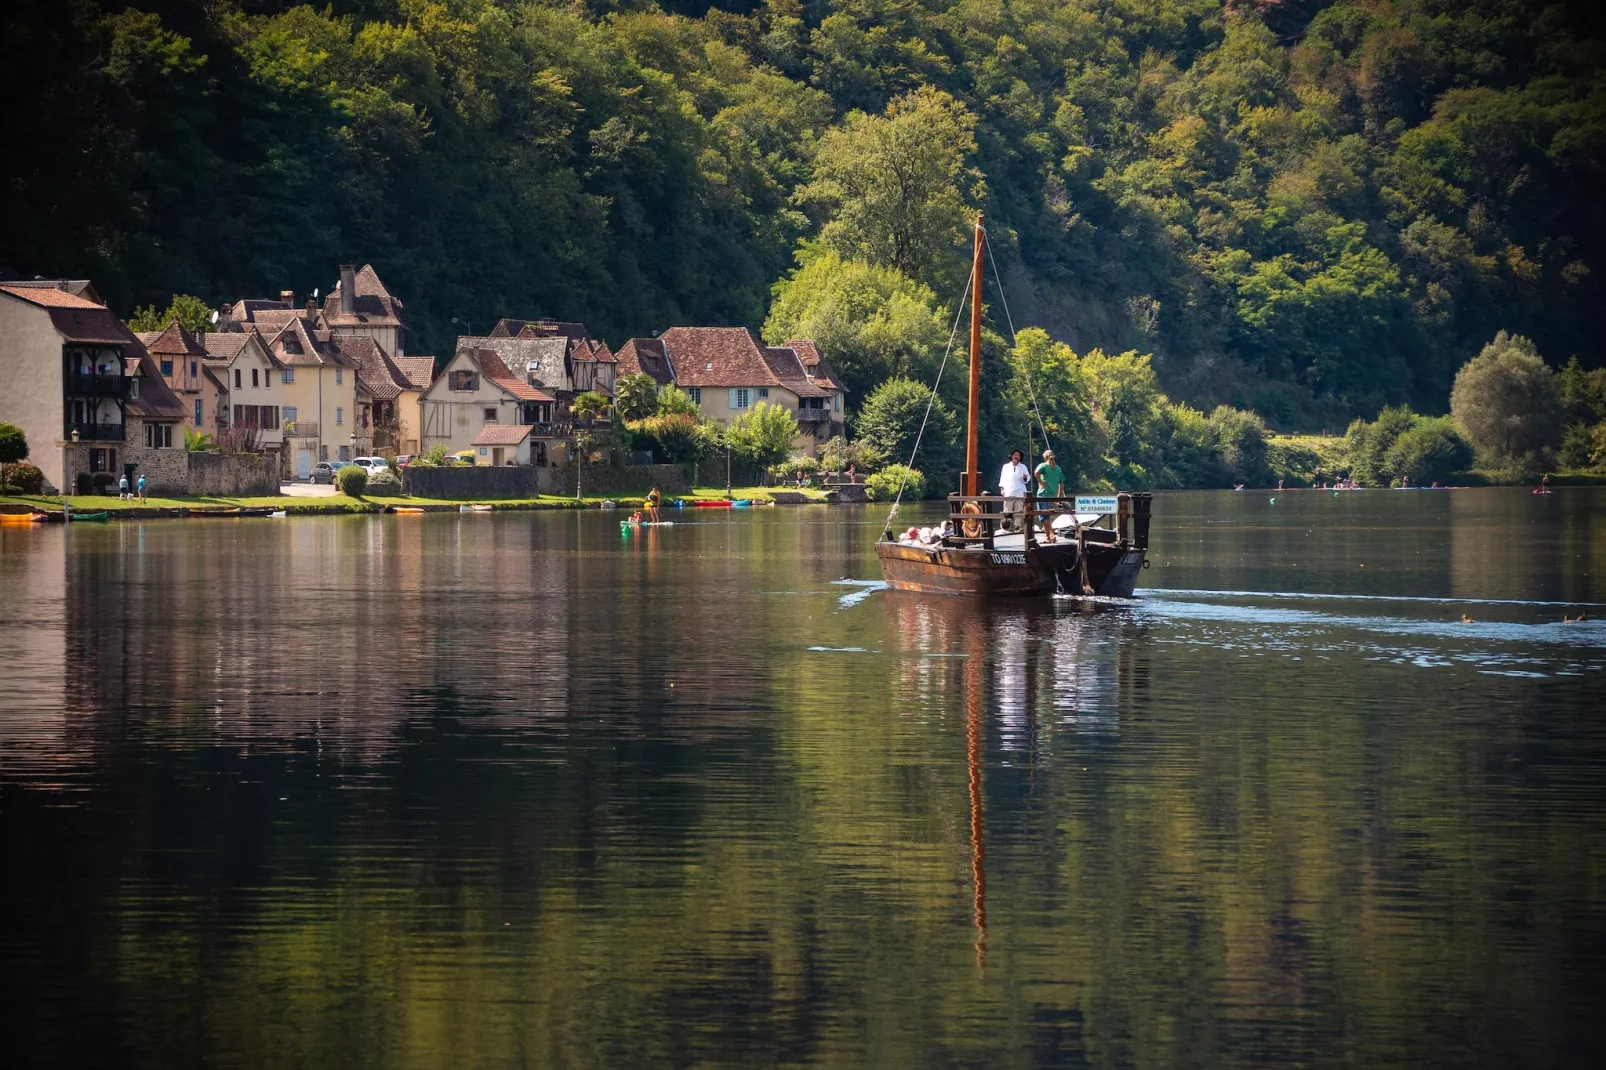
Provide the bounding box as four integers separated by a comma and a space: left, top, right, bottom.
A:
731, 388, 750, 410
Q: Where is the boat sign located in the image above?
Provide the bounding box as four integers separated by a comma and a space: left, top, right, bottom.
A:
1074, 495, 1119, 515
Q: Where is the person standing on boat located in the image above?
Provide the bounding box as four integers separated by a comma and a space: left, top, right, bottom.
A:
999, 450, 1029, 530
1033, 449, 1065, 544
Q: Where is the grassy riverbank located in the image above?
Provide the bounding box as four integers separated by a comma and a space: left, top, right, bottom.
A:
0, 484, 833, 519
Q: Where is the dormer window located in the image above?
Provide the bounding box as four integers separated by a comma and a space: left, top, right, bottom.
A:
449, 370, 478, 391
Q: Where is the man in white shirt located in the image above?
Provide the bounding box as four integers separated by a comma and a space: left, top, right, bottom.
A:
999, 449, 1029, 529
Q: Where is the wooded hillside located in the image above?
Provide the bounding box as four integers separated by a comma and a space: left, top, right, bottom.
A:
4, 0, 1603, 428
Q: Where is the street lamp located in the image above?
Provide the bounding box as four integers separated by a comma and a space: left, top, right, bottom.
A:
451, 315, 473, 337
349, 432, 357, 462
62, 428, 79, 520
725, 443, 732, 500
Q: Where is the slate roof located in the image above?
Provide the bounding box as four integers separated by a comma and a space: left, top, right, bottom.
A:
456, 335, 568, 389
472, 423, 535, 446
324, 265, 404, 327
395, 357, 436, 390
615, 338, 676, 385
657, 327, 827, 396
471, 349, 557, 402
333, 335, 411, 402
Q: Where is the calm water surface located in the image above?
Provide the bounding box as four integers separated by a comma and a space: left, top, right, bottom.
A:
1, 489, 1604, 1068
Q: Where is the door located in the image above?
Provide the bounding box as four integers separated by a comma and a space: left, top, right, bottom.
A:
297, 449, 312, 480
492, 447, 504, 466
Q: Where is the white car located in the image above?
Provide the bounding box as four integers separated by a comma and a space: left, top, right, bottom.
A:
352, 457, 391, 477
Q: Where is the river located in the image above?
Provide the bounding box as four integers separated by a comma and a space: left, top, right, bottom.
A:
1, 489, 1603, 1067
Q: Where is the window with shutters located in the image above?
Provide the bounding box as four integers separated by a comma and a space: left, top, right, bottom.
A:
194, 399, 202, 425
336, 407, 344, 426
335, 368, 343, 385
732, 388, 750, 409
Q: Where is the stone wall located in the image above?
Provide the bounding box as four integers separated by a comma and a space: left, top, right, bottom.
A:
403, 465, 538, 499
187, 451, 280, 497
402, 463, 687, 500
124, 418, 191, 494
535, 463, 688, 497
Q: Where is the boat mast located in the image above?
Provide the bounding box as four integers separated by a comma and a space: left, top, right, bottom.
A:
964, 215, 984, 497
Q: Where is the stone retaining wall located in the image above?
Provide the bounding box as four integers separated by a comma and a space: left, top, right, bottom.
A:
187, 451, 280, 497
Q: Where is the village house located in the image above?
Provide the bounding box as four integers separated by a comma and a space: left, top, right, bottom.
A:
418, 346, 564, 465
199, 330, 286, 453
137, 321, 209, 430
320, 264, 408, 357
393, 357, 435, 456
615, 327, 846, 454
0, 282, 140, 492
472, 423, 534, 467
334, 335, 417, 456
120, 349, 190, 493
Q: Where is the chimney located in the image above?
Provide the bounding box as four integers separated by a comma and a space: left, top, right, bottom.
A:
306, 299, 318, 320
339, 264, 357, 315
279, 289, 295, 305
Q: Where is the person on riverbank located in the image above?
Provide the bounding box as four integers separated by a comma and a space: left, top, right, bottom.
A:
647, 487, 661, 523
136, 473, 147, 503
118, 473, 129, 500
999, 450, 1029, 530
1033, 449, 1064, 543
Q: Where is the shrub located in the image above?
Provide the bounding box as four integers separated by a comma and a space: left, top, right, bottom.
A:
366, 467, 402, 496
413, 443, 451, 467
1383, 416, 1475, 484
1207, 405, 1270, 485
0, 422, 27, 491
819, 435, 886, 473
4, 461, 44, 494
864, 464, 926, 501
336, 464, 368, 496
725, 402, 799, 468
627, 412, 718, 464
771, 455, 820, 481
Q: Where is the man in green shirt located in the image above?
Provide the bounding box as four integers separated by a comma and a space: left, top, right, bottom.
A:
1033, 449, 1065, 543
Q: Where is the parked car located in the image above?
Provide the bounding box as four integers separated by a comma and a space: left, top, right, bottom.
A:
310, 462, 338, 484
394, 455, 416, 467
352, 456, 391, 477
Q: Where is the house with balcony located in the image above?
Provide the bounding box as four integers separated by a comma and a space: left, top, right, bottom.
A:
334, 335, 415, 456
0, 282, 139, 492
227, 309, 356, 478
615, 327, 846, 455
121, 350, 190, 493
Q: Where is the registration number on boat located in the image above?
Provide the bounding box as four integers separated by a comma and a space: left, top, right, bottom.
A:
989, 552, 1025, 565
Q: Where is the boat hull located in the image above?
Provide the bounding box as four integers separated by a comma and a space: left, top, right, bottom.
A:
876, 540, 1144, 598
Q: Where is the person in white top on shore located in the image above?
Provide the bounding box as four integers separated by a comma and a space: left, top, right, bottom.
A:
999, 449, 1029, 529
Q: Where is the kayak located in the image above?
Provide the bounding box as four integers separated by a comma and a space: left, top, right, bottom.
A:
692, 500, 733, 508
460, 504, 494, 512
393, 506, 425, 514
0, 512, 46, 525
67, 511, 109, 522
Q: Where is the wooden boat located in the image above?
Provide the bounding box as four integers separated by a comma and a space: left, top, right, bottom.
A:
67, 510, 109, 522
874, 216, 1152, 598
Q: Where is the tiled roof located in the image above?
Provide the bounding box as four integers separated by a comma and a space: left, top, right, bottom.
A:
395, 357, 436, 390
472, 423, 535, 446
785, 338, 846, 393
0, 283, 102, 309
323, 264, 404, 326
333, 335, 411, 401
762, 346, 832, 398
659, 327, 825, 393
202, 333, 251, 360
261, 316, 345, 367
0, 278, 101, 303
615, 338, 676, 385
126, 351, 187, 420
144, 321, 208, 357
571, 336, 617, 364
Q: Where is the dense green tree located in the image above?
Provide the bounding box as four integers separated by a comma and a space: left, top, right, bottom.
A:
799, 86, 982, 289
1384, 416, 1475, 485
1207, 406, 1271, 485
1004, 329, 1099, 489
854, 377, 961, 486
1450, 331, 1563, 468
655, 384, 703, 418
763, 247, 952, 399
613, 373, 659, 423
128, 295, 214, 333
724, 401, 799, 467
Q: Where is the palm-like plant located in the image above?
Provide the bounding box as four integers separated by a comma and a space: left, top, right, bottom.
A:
183, 426, 216, 452
613, 374, 658, 422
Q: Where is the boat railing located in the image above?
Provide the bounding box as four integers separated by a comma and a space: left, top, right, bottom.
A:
933, 492, 1151, 551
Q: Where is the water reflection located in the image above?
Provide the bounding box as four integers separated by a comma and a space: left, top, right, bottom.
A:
1, 496, 1604, 1067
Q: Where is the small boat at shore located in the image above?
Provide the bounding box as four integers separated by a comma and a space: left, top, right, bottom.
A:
460, 504, 494, 512
393, 506, 425, 514
0, 512, 46, 525
875, 216, 1151, 599
66, 511, 109, 522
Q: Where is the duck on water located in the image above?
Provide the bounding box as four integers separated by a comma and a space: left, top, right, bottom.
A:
873, 215, 1153, 599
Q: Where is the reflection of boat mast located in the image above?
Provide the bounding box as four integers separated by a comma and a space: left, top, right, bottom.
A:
966, 645, 987, 972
